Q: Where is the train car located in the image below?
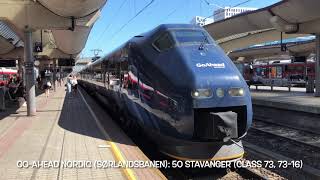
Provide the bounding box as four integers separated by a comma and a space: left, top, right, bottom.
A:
0, 68, 18, 86
243, 61, 315, 86
79, 24, 252, 160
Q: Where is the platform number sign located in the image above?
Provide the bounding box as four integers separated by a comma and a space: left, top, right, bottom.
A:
58, 59, 75, 66
34, 42, 43, 52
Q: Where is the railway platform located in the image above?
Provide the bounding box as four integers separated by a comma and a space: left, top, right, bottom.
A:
0, 86, 165, 180
250, 86, 320, 114
250, 86, 320, 134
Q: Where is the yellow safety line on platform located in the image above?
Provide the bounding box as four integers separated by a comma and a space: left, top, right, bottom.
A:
78, 90, 137, 180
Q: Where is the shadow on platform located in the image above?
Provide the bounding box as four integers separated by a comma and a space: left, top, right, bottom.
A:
58, 89, 135, 147
0, 88, 46, 121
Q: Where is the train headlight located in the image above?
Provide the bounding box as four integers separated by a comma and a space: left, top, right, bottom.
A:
216, 88, 224, 98
192, 90, 200, 97
191, 89, 213, 98
228, 88, 245, 97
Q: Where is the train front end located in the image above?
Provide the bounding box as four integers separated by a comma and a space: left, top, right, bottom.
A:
146, 25, 252, 160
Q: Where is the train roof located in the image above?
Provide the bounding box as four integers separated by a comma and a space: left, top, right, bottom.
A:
79, 24, 204, 72
0, 68, 17, 73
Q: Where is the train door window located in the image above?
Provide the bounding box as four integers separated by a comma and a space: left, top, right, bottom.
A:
261, 68, 266, 77
152, 33, 174, 52
271, 67, 277, 78
276, 66, 282, 78
255, 67, 262, 76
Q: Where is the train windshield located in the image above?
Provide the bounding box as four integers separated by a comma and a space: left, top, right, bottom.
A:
172, 30, 213, 45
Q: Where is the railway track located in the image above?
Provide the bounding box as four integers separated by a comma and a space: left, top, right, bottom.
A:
244, 141, 320, 180
243, 119, 320, 179
252, 119, 320, 149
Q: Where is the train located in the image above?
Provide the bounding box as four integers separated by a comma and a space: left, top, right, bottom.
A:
78, 24, 253, 160
0, 68, 18, 86
242, 61, 316, 87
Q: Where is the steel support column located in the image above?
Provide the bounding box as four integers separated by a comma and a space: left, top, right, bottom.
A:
60, 66, 62, 83
316, 35, 320, 97
53, 59, 57, 92
24, 30, 36, 116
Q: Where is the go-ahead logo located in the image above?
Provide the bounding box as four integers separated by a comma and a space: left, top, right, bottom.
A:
196, 63, 225, 68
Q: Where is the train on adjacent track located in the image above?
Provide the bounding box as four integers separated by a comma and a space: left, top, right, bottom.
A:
241, 61, 316, 87
78, 24, 252, 160
0, 68, 17, 86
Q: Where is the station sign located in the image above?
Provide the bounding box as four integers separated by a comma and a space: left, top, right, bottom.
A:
58, 58, 75, 66
34, 42, 43, 52
0, 60, 16, 67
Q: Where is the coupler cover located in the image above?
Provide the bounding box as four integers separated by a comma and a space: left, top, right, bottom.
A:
194, 111, 238, 140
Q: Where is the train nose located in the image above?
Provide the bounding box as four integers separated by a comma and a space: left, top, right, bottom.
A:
178, 46, 248, 101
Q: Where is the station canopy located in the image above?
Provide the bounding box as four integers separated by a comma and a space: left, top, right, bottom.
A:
228, 38, 316, 61
0, 0, 107, 61
205, 0, 320, 53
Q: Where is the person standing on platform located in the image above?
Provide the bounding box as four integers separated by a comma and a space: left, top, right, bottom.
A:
36, 76, 41, 89
72, 75, 78, 95
66, 75, 72, 95
44, 79, 52, 98
57, 73, 62, 87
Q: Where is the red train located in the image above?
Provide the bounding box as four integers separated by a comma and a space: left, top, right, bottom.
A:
240, 61, 315, 86
0, 68, 18, 86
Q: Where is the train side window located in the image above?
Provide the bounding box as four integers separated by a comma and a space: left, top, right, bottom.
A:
255, 67, 262, 76
307, 66, 312, 73
276, 66, 282, 78
152, 33, 174, 52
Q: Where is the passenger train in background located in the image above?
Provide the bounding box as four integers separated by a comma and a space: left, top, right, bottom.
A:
78, 24, 252, 160
0, 68, 18, 86
241, 61, 316, 87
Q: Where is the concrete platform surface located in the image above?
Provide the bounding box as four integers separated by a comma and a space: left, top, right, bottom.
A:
0, 86, 166, 180
250, 87, 320, 114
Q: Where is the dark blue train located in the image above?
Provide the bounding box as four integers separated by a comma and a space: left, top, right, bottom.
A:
78, 24, 252, 160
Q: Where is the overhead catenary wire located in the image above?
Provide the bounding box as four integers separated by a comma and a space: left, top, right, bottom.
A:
160, 1, 186, 24
107, 0, 155, 42
95, 0, 129, 45
160, 8, 180, 23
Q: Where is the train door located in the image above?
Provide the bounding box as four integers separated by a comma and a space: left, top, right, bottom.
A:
276, 66, 282, 78
271, 66, 277, 78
